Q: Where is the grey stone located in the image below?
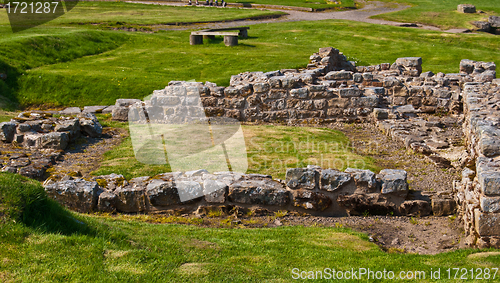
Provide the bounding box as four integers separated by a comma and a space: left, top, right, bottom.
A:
478, 71, 496, 82
353, 73, 363, 83
115, 99, 141, 107
292, 190, 331, 211
373, 108, 389, 120
345, 168, 376, 189
93, 173, 128, 190
253, 83, 270, 93
337, 193, 396, 216
0, 122, 16, 143
31, 132, 69, 150
472, 21, 491, 31
44, 179, 100, 213
59, 107, 81, 115
339, 87, 361, 98
480, 196, 500, 213
83, 106, 107, 114
146, 180, 180, 207
101, 106, 115, 114
228, 179, 289, 206
55, 119, 80, 139
365, 87, 385, 95
395, 57, 422, 68
176, 180, 204, 202
152, 96, 182, 106
78, 113, 102, 138
378, 169, 408, 195
325, 70, 353, 80
460, 59, 476, 74
489, 16, 500, 28
285, 168, 319, 190
290, 88, 309, 99
478, 171, 500, 195
112, 106, 129, 121
475, 210, 500, 236
115, 186, 146, 212
399, 200, 431, 216
457, 4, 476, 13
203, 179, 227, 203
97, 191, 118, 212
320, 169, 351, 191
479, 136, 500, 157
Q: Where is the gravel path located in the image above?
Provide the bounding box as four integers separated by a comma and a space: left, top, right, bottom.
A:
126, 0, 469, 33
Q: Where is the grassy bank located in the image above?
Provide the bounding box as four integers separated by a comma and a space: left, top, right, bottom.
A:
232, 0, 356, 9
1, 172, 500, 281
369, 0, 500, 29
1, 19, 498, 108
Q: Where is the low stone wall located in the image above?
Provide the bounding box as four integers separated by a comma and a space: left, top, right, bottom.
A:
454, 80, 500, 248
44, 166, 446, 217
0, 112, 103, 180
112, 48, 495, 125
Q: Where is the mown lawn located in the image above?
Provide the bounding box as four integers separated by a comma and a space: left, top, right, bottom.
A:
1, 172, 500, 282
369, 0, 500, 29
93, 119, 379, 180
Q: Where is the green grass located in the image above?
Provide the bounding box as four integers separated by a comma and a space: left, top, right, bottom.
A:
369, 0, 500, 29
92, 123, 379, 180
0, 17, 498, 108
232, 0, 356, 9
2, 172, 500, 282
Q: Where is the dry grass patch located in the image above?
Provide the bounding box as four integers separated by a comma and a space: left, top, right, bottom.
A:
306, 231, 375, 251
177, 262, 212, 276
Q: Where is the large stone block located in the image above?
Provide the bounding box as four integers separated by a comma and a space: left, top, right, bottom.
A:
290, 88, 309, 99
55, 119, 80, 139
339, 88, 362, 98
44, 179, 100, 213
457, 4, 476, 13
475, 210, 500, 236
115, 99, 141, 107
395, 57, 422, 68
320, 169, 351, 192
115, 186, 147, 212
286, 168, 319, 190
478, 171, 500, 195
480, 195, 500, 213
146, 180, 180, 207
97, 191, 118, 212
489, 16, 500, 28
378, 169, 408, 195
228, 179, 289, 206
203, 179, 227, 203
431, 197, 457, 216
292, 190, 331, 211
345, 168, 376, 190
78, 113, 102, 138
325, 70, 353, 80
112, 106, 130, 121
0, 122, 16, 143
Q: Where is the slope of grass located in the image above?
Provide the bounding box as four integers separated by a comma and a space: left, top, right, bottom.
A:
6, 19, 499, 108
92, 122, 379, 180
1, 172, 500, 282
369, 0, 500, 29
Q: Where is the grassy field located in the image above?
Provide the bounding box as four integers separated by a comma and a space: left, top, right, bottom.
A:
93, 118, 379, 180
369, 0, 500, 29
1, 172, 500, 282
0, 13, 498, 108
232, 0, 356, 9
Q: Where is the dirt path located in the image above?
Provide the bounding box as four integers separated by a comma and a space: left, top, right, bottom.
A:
126, 0, 467, 33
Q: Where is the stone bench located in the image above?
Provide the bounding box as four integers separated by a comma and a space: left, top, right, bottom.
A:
190, 27, 249, 46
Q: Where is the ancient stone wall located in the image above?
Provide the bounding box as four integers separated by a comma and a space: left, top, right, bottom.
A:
454, 80, 500, 248
113, 48, 496, 125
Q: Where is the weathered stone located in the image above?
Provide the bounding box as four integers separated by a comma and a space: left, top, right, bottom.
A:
320, 169, 351, 191
93, 173, 128, 191
457, 4, 476, 13
59, 107, 81, 115
399, 200, 431, 216
203, 179, 227, 203
97, 191, 118, 212
285, 168, 319, 190
145, 179, 180, 207
290, 88, 309, 99
292, 190, 331, 211
115, 99, 141, 107
373, 108, 389, 120
489, 16, 500, 28
478, 171, 500, 195
338, 87, 361, 98
18, 166, 46, 180
44, 179, 100, 213
55, 119, 80, 139
378, 169, 408, 195
83, 106, 107, 114
479, 135, 500, 157
345, 168, 376, 190
431, 198, 457, 216
32, 132, 69, 150
396, 57, 422, 68
475, 210, 500, 236
115, 186, 146, 212
228, 179, 289, 206
325, 70, 353, 80
112, 106, 129, 121
176, 180, 204, 202
78, 113, 103, 138
472, 21, 491, 31
0, 122, 16, 143
337, 193, 396, 216
480, 195, 500, 213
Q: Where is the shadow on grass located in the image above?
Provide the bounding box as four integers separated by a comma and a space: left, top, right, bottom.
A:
0, 59, 21, 110
0, 173, 98, 237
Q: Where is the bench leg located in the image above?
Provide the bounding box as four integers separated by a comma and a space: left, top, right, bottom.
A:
190, 34, 203, 45
239, 29, 248, 39
224, 35, 238, 46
